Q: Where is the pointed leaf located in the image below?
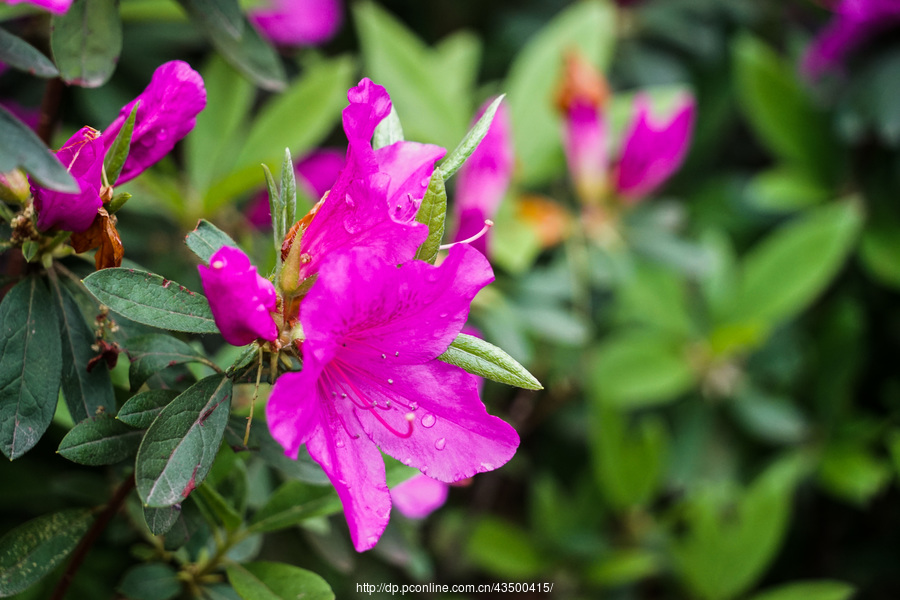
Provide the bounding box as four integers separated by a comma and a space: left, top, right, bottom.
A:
57, 414, 142, 466
50, 0, 123, 88
83, 268, 219, 334
226, 561, 334, 600
104, 101, 139, 186
118, 389, 180, 429
0, 105, 78, 192
247, 481, 341, 534
117, 563, 182, 600
280, 148, 296, 236
195, 483, 242, 531
136, 375, 233, 507
143, 505, 181, 536
0, 27, 59, 77
372, 105, 404, 150
748, 581, 855, 600
413, 167, 447, 264
0, 277, 62, 460
185, 219, 240, 265
440, 94, 505, 180
438, 332, 542, 390
126, 333, 215, 391
0, 509, 94, 596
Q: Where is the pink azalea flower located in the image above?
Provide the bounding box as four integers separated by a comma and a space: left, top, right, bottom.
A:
391, 474, 449, 519
803, 0, 900, 78
266, 244, 519, 551
1, 0, 72, 14
561, 99, 609, 206
198, 246, 278, 347
452, 98, 514, 257
248, 0, 342, 47
33, 127, 106, 233
31, 61, 205, 232
614, 93, 695, 202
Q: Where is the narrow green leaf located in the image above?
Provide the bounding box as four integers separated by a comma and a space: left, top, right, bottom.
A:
126, 333, 215, 391
195, 483, 242, 531
136, 375, 233, 507
0, 510, 93, 595
104, 101, 139, 186
438, 333, 542, 390
226, 562, 334, 600
372, 105, 404, 150
0, 277, 62, 460
413, 167, 447, 265
0, 27, 59, 77
247, 481, 341, 534
185, 219, 239, 265
174, 0, 285, 92
748, 581, 855, 600
261, 163, 283, 249
440, 94, 505, 180
118, 389, 179, 429
117, 563, 182, 600
143, 505, 181, 536
50, 0, 122, 87
83, 268, 219, 334
280, 148, 296, 236
57, 414, 142, 466
48, 274, 113, 423
0, 105, 78, 192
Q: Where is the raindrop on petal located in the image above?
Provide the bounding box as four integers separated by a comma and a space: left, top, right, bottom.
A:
421, 413, 436, 428
434, 438, 446, 451
409, 402, 418, 411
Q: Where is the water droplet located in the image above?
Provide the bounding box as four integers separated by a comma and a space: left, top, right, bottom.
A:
439, 313, 448, 318
402, 457, 412, 465
387, 378, 394, 384
341, 393, 348, 398
338, 478, 350, 487
367, 534, 378, 545
434, 438, 446, 451
421, 413, 436, 428
381, 353, 386, 359
336, 439, 345, 448
395, 351, 400, 357
408, 402, 418, 411
480, 462, 495, 471
385, 400, 392, 408
420, 176, 431, 188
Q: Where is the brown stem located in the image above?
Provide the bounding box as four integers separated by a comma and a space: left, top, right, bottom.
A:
37, 78, 65, 146
49, 475, 136, 600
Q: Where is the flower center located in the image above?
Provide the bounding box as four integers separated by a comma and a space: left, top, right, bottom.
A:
325, 361, 414, 439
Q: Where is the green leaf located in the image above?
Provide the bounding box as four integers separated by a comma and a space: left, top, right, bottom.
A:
118, 389, 179, 429
438, 333, 542, 390
733, 34, 837, 182
465, 517, 542, 578
745, 167, 830, 213
20, 240, 39, 263
372, 105, 404, 150
440, 94, 505, 180
143, 505, 181, 536
0, 105, 78, 192
859, 220, 900, 289
103, 101, 139, 186
729, 202, 863, 326
207, 56, 354, 207
0, 27, 58, 77
185, 219, 240, 265
48, 274, 113, 423
226, 561, 334, 600
135, 375, 233, 507
505, 0, 616, 185
413, 167, 447, 264
589, 331, 696, 409
83, 268, 219, 334
0, 277, 62, 460
748, 581, 855, 600
0, 509, 94, 596
126, 333, 214, 390
818, 443, 890, 506
117, 563, 182, 600
195, 483, 242, 531
247, 481, 341, 534
57, 414, 142, 465
174, 0, 285, 92
588, 549, 660, 589
50, 0, 122, 87
280, 148, 296, 237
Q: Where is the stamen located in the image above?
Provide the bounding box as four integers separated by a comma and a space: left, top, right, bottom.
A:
329, 362, 414, 438
439, 220, 494, 250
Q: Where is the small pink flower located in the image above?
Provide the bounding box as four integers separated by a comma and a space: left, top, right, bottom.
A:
561, 99, 609, 206
452, 99, 514, 257
1, 0, 72, 14
249, 0, 342, 46
614, 93, 695, 202
391, 474, 449, 519
198, 246, 278, 347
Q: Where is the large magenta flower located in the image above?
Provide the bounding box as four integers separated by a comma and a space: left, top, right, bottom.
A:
266, 245, 519, 551
248, 0, 342, 46
1, 0, 71, 14
803, 0, 900, 78
452, 98, 514, 257
614, 93, 695, 202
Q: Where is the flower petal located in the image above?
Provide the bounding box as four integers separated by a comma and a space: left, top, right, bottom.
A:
561, 100, 608, 206
375, 141, 446, 221
2, 0, 72, 14
391, 474, 449, 519
248, 0, 342, 47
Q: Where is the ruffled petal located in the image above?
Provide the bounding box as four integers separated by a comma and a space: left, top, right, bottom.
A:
375, 141, 446, 221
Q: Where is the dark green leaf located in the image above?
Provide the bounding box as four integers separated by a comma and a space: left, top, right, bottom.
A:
174, 0, 284, 92
280, 148, 296, 237
0, 105, 78, 192
0, 277, 62, 460
136, 375, 233, 507
247, 481, 341, 534
83, 268, 219, 334
143, 505, 181, 536
185, 219, 239, 265
372, 105, 404, 150
49, 274, 113, 423
118, 389, 179, 429
748, 581, 855, 600
50, 0, 122, 87
438, 333, 542, 390
20, 239, 39, 262
57, 414, 142, 465
104, 101, 139, 186
859, 220, 900, 289
194, 483, 242, 531
440, 95, 505, 180
117, 563, 182, 600
126, 333, 214, 391
413, 168, 447, 265
0, 26, 58, 77
0, 509, 93, 596
226, 562, 334, 600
